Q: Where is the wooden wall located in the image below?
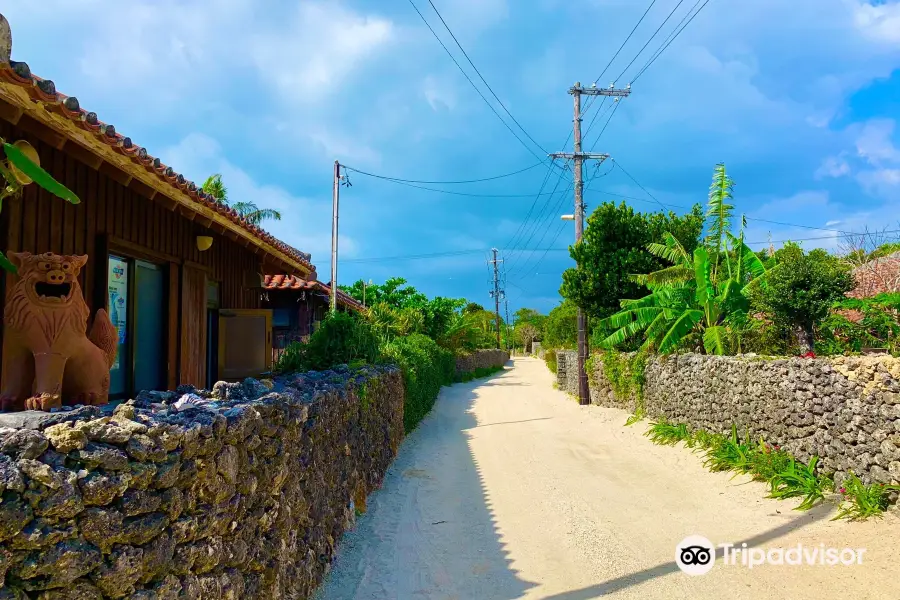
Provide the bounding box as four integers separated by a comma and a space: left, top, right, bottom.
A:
0, 119, 264, 312
0, 118, 272, 389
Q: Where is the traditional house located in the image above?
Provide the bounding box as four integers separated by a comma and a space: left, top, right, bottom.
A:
847, 251, 900, 299
0, 31, 316, 397
261, 275, 364, 362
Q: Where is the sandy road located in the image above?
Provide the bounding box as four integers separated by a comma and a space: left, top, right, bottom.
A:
316, 357, 900, 600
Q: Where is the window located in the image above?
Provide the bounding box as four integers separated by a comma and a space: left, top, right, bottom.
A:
272, 308, 292, 328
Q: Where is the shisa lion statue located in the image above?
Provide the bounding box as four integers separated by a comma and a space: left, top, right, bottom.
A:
0, 252, 117, 412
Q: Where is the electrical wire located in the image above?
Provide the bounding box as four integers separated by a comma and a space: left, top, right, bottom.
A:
615, 0, 688, 82
610, 159, 669, 212
505, 168, 572, 272
341, 161, 543, 185
406, 0, 564, 171
425, 0, 550, 157
502, 162, 558, 252
342, 171, 569, 198
632, 0, 713, 83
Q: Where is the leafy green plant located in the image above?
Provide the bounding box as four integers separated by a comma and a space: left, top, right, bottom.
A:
454, 365, 505, 383
624, 406, 645, 426
596, 164, 772, 355
748, 440, 792, 482
645, 419, 691, 445
767, 455, 831, 511
0, 138, 81, 274
201, 173, 281, 225
833, 472, 900, 521
702, 425, 755, 474
275, 312, 380, 374
382, 333, 455, 432
544, 348, 559, 373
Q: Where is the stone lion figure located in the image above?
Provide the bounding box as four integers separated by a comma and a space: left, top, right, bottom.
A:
0, 252, 117, 411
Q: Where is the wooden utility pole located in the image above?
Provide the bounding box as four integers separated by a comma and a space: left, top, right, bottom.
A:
330, 160, 340, 313
489, 248, 503, 349
551, 81, 630, 405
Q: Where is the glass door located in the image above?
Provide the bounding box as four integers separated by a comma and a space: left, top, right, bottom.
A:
132, 260, 166, 394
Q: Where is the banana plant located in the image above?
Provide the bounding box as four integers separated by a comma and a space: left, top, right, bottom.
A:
0, 138, 81, 274
598, 229, 773, 355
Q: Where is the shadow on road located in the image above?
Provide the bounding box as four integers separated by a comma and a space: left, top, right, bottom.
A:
540, 502, 835, 600
316, 362, 537, 599
471, 417, 554, 429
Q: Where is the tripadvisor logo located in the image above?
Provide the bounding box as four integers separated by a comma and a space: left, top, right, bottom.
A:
675, 536, 866, 575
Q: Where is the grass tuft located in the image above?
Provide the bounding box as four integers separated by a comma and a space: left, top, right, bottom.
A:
833, 472, 900, 522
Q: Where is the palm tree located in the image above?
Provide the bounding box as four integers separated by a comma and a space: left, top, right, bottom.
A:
597, 164, 773, 355
201, 173, 282, 226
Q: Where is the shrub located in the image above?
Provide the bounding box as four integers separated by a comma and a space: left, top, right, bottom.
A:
275, 312, 380, 373
382, 333, 455, 432
544, 348, 558, 373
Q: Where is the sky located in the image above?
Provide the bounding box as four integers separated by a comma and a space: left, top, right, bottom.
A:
3, 0, 900, 314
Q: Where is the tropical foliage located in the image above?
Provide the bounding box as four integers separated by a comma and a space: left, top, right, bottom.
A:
597, 164, 771, 354
746, 243, 855, 353
560, 200, 704, 319
201, 173, 282, 226
0, 139, 80, 274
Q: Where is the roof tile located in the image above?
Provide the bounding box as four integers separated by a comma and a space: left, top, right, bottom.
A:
0, 61, 314, 272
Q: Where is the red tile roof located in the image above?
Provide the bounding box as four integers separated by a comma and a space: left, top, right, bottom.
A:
0, 60, 313, 272
847, 252, 900, 299
263, 275, 364, 311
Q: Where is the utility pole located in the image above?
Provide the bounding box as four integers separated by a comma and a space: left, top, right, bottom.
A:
551, 81, 631, 406
330, 160, 340, 314
489, 248, 503, 349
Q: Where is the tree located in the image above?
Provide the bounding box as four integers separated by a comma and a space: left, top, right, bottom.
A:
543, 300, 578, 349
597, 164, 771, 355
463, 302, 485, 315
201, 173, 282, 226
516, 323, 540, 352
560, 200, 705, 319
748, 243, 855, 354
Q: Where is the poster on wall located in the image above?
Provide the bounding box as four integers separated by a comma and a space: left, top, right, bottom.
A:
108, 256, 128, 371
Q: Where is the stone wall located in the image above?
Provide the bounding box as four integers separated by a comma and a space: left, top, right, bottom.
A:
0, 365, 404, 599
455, 350, 510, 375
555, 350, 900, 487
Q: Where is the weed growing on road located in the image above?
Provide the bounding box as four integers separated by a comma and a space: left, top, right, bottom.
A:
833, 472, 900, 521
624, 406, 645, 426
702, 425, 755, 474
641, 421, 845, 515
645, 420, 691, 445
767, 456, 832, 510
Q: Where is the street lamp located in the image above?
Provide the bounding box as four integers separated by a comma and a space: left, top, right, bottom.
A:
561, 214, 575, 221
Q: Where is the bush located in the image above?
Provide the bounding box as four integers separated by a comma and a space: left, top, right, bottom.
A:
544, 348, 558, 373
382, 333, 455, 432
275, 312, 380, 374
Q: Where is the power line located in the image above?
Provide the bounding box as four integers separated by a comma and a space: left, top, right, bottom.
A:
342, 170, 570, 198
406, 0, 563, 170
610, 158, 668, 212
505, 168, 573, 273
425, 0, 550, 157
615, 0, 688, 82
633, 0, 714, 83
502, 162, 558, 251
341, 161, 543, 185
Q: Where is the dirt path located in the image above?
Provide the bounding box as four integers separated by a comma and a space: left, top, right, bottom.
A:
315, 357, 900, 600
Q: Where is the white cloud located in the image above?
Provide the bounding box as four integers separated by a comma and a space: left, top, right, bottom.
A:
422, 75, 457, 111
853, 0, 900, 45
248, 3, 393, 103
855, 119, 900, 165
160, 133, 359, 265
816, 155, 851, 178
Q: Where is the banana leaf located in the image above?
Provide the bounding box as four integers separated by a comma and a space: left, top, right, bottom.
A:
4, 142, 80, 204
0, 252, 17, 274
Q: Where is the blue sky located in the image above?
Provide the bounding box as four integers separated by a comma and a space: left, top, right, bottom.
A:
4, 0, 900, 313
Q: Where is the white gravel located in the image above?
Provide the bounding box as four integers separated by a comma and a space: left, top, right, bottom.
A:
315, 357, 900, 600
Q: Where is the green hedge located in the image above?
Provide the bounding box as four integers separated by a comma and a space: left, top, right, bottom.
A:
544, 348, 559, 373
274, 312, 380, 374
382, 333, 455, 432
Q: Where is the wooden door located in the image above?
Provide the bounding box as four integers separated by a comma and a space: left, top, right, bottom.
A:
179, 265, 207, 387
218, 309, 272, 381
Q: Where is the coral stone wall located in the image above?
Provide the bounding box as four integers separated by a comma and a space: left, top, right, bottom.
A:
0, 365, 404, 599
555, 350, 900, 488
455, 350, 510, 375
